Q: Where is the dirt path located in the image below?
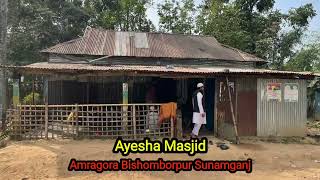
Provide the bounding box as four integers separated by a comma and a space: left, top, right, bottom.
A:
0, 138, 319, 180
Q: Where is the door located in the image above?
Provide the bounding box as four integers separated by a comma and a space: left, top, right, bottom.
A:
237, 78, 257, 136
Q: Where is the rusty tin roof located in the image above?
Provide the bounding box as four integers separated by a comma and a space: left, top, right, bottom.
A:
41, 27, 265, 63
3, 62, 313, 78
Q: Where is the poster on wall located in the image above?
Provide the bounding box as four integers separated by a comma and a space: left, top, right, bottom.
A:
267, 83, 282, 102
284, 83, 299, 102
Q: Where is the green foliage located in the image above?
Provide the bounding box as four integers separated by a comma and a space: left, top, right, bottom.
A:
195, 0, 316, 70
84, 0, 154, 32
236, 0, 275, 13
285, 41, 320, 72
288, 3, 316, 27
7, 0, 90, 65
6, 0, 318, 73
158, 0, 196, 34
196, 1, 250, 51
8, 0, 154, 65
22, 92, 41, 105
265, 4, 316, 70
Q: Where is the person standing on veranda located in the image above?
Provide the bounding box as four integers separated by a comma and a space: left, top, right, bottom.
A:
191, 83, 206, 138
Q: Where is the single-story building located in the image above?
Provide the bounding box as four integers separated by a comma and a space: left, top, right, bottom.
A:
2, 27, 315, 140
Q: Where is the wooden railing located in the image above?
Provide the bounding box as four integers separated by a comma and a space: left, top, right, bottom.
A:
6, 104, 173, 140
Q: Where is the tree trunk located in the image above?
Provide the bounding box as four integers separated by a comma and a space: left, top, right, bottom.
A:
0, 0, 8, 130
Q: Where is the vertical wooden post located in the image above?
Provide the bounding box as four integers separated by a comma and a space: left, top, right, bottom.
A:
226, 77, 240, 144
45, 103, 48, 139
18, 105, 21, 140
32, 79, 35, 105
133, 105, 136, 140
86, 83, 89, 104
170, 117, 174, 138
12, 79, 20, 107
122, 83, 128, 136
75, 104, 79, 139
43, 77, 48, 105
214, 79, 218, 137
176, 109, 182, 138
61, 109, 64, 139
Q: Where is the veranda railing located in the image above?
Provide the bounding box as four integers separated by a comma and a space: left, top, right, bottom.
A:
7, 104, 174, 140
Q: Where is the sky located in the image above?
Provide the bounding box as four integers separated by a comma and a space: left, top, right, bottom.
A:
146, 0, 320, 33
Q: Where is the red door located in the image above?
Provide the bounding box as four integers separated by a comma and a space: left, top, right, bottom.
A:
236, 80, 257, 136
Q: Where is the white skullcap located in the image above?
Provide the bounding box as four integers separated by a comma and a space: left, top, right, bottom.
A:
197, 83, 204, 88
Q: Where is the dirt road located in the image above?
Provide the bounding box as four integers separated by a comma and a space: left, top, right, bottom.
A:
0, 138, 319, 180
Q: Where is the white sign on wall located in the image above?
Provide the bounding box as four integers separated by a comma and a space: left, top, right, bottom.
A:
284, 83, 299, 102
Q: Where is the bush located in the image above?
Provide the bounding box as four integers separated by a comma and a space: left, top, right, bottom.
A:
22, 92, 41, 104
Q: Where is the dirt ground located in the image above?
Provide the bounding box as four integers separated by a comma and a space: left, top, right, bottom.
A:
0, 138, 320, 180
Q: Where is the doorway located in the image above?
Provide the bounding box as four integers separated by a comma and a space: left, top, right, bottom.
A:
181, 78, 215, 136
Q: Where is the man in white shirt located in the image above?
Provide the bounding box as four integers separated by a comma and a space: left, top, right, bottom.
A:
191, 83, 206, 138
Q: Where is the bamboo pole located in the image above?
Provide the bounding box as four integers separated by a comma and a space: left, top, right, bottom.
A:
75, 104, 79, 139
170, 117, 174, 138
133, 105, 136, 140
176, 109, 183, 138
226, 77, 240, 144
32, 79, 35, 105
122, 83, 128, 136
18, 105, 21, 140
45, 103, 48, 139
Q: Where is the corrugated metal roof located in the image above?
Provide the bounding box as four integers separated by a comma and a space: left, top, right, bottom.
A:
41, 27, 265, 62
4, 62, 314, 77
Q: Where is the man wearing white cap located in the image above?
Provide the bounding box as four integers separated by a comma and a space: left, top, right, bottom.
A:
191, 83, 206, 138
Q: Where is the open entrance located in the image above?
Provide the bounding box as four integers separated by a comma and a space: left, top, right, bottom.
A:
47, 77, 178, 105
47, 76, 215, 137
180, 78, 215, 136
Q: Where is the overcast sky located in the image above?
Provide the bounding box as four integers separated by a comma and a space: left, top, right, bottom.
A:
146, 0, 320, 33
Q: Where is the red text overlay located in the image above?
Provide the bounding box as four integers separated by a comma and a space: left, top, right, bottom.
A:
68, 158, 252, 173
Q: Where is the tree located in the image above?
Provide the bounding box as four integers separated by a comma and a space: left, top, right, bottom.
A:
84, 0, 155, 32
197, 0, 316, 70
7, 0, 155, 66
45, 0, 90, 41
196, 0, 250, 50
158, 0, 196, 34
5, 0, 317, 72
0, 0, 8, 129
158, 0, 179, 33
269, 4, 316, 69
235, 0, 276, 53
7, 0, 90, 65
285, 36, 320, 72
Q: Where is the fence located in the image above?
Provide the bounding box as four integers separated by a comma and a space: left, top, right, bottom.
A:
6, 104, 173, 140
